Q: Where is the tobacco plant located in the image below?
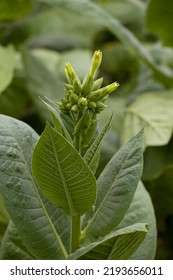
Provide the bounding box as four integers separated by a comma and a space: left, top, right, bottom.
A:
0, 51, 156, 260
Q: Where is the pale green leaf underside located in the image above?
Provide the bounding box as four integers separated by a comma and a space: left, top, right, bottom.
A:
0, 45, 15, 94
32, 123, 96, 216
82, 129, 144, 241
117, 181, 157, 260
122, 91, 173, 148
69, 223, 148, 260
0, 114, 70, 259
0, 221, 34, 260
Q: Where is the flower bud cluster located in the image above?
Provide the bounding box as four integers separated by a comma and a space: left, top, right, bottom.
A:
58, 50, 119, 115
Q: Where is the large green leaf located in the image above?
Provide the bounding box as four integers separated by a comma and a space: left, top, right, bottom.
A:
39, 0, 173, 86
0, 0, 32, 20
146, 0, 173, 47
0, 221, 34, 260
69, 223, 148, 260
0, 45, 15, 94
118, 181, 157, 259
32, 123, 96, 216
0, 114, 70, 259
82, 129, 144, 241
122, 91, 173, 148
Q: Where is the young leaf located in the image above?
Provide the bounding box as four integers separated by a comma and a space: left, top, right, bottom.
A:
82, 129, 144, 241
84, 114, 113, 173
0, 114, 70, 260
41, 99, 72, 143
69, 223, 148, 260
0, 221, 35, 260
32, 123, 96, 216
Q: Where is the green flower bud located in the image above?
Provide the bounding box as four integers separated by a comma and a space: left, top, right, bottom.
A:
64, 83, 73, 91
73, 78, 82, 95
89, 50, 102, 78
78, 97, 88, 108
88, 82, 119, 101
88, 101, 97, 109
61, 97, 69, 106
69, 92, 79, 104
81, 74, 93, 97
93, 77, 103, 91
71, 104, 79, 112
66, 103, 72, 110
96, 101, 107, 110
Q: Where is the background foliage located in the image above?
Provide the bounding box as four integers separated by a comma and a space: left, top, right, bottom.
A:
0, 0, 173, 259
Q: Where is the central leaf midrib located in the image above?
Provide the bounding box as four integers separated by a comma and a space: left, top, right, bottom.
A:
49, 127, 77, 216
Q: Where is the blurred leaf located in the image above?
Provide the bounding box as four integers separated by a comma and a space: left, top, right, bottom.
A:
0, 79, 29, 118
0, 0, 32, 20
122, 90, 173, 148
143, 136, 173, 181
118, 181, 157, 260
23, 50, 62, 121
148, 165, 173, 231
38, 0, 173, 86
146, 0, 173, 47
0, 45, 15, 94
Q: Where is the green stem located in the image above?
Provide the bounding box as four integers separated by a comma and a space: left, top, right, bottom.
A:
71, 215, 81, 253
74, 134, 82, 154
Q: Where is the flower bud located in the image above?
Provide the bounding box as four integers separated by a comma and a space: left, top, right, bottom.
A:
88, 101, 97, 109
93, 77, 103, 91
81, 74, 93, 97
69, 92, 79, 104
71, 104, 79, 112
73, 78, 82, 94
78, 97, 88, 108
89, 50, 102, 78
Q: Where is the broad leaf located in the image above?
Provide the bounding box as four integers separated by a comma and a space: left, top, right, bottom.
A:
32, 123, 96, 216
0, 114, 70, 259
146, 0, 173, 47
118, 181, 157, 260
69, 223, 148, 260
0, 221, 34, 260
82, 129, 144, 241
122, 90, 173, 148
0, 45, 15, 94
0, 0, 32, 20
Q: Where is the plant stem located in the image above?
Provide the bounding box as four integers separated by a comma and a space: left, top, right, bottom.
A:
74, 134, 82, 154
71, 215, 81, 253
